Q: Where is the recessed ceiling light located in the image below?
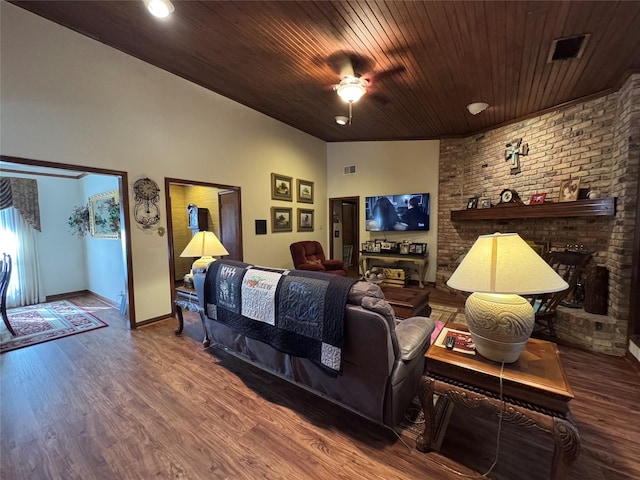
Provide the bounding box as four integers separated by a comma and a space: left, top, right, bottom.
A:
145, 0, 174, 18
335, 116, 349, 126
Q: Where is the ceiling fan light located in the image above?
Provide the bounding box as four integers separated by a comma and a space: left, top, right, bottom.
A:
335, 116, 349, 126
145, 0, 174, 18
336, 76, 367, 103
467, 102, 489, 115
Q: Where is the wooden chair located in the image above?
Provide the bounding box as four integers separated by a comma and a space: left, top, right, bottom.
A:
528, 250, 591, 338
1, 253, 16, 336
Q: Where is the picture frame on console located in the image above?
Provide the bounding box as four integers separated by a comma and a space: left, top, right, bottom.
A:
560, 179, 580, 202
530, 193, 547, 205
478, 198, 492, 209
466, 197, 479, 209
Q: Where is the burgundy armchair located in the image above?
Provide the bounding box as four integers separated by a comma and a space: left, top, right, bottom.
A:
289, 241, 348, 276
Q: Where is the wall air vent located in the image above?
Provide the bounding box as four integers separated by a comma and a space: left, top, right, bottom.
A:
548, 34, 590, 62
343, 165, 356, 175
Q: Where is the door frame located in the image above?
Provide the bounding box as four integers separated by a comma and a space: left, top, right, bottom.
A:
1, 155, 135, 328
165, 177, 242, 312
329, 196, 359, 271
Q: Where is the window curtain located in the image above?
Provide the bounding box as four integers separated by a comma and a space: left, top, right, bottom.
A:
0, 178, 44, 307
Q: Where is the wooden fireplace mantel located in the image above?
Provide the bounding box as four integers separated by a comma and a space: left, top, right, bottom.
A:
451, 197, 616, 221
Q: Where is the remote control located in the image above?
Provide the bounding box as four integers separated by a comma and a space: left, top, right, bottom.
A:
445, 336, 455, 350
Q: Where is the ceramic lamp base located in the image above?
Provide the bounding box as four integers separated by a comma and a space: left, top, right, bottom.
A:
192, 256, 216, 273
465, 292, 534, 363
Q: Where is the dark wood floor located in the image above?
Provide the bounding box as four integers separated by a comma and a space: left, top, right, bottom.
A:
1, 292, 638, 479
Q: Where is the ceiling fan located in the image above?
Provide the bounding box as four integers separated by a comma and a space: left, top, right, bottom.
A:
327, 51, 405, 125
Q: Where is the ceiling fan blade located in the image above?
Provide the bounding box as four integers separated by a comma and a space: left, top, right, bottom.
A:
367, 65, 406, 83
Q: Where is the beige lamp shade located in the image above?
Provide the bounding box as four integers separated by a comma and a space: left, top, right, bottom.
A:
180, 231, 229, 272
447, 232, 568, 295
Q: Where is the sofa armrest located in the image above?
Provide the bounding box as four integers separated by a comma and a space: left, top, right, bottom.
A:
395, 316, 435, 361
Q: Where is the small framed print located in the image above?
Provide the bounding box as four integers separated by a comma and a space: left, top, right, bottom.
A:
560, 179, 580, 202
271, 173, 292, 201
409, 244, 417, 254
466, 197, 479, 209
530, 193, 547, 205
414, 244, 424, 254
271, 207, 292, 232
297, 208, 314, 232
297, 179, 314, 204
478, 198, 492, 209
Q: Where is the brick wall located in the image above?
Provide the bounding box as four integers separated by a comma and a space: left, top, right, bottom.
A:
437, 74, 639, 355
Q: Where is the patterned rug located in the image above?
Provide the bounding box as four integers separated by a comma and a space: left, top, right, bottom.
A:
396, 301, 466, 442
1, 300, 108, 353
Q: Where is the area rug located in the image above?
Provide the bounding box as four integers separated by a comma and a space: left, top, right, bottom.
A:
396, 302, 465, 442
0, 300, 108, 353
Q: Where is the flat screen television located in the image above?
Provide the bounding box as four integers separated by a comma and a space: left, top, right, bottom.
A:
365, 193, 430, 231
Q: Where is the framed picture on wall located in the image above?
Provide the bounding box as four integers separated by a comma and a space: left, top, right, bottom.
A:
297, 208, 314, 232
88, 190, 120, 239
297, 179, 314, 204
271, 173, 293, 201
271, 207, 292, 232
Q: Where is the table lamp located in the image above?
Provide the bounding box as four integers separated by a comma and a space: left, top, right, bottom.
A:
447, 233, 568, 363
180, 230, 229, 273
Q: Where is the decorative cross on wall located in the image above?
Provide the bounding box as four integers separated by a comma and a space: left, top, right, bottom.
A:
505, 138, 529, 174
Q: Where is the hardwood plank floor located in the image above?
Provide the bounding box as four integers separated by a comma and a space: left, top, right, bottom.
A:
1, 293, 639, 479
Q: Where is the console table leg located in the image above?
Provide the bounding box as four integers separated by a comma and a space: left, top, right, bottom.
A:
199, 311, 210, 348
416, 375, 436, 452
174, 304, 184, 335
550, 417, 581, 480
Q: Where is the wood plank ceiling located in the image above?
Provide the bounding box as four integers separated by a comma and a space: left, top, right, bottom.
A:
11, 1, 640, 142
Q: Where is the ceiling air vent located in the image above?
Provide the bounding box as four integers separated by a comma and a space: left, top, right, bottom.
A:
343, 165, 356, 175
548, 34, 590, 62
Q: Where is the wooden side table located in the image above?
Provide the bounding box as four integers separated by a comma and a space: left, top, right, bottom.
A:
174, 285, 210, 347
417, 324, 580, 480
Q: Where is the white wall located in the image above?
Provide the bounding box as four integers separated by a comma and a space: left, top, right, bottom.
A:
1, 3, 326, 323
327, 140, 440, 283
81, 174, 125, 304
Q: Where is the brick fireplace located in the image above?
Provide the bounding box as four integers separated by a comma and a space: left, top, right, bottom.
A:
436, 74, 639, 356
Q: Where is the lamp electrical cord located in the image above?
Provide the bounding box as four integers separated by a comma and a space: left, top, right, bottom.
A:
394, 362, 506, 478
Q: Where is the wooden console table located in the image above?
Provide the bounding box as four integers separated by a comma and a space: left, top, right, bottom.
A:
359, 252, 429, 288
174, 285, 210, 347
417, 325, 580, 480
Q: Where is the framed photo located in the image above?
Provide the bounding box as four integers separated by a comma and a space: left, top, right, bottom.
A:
466, 197, 479, 209
271, 207, 292, 232
409, 244, 417, 254
271, 173, 292, 201
530, 193, 547, 205
560, 179, 580, 202
297, 179, 314, 204
414, 244, 424, 254
88, 190, 120, 239
297, 208, 314, 232
478, 198, 492, 209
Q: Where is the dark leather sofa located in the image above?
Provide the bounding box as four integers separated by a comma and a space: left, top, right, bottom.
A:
194, 268, 435, 428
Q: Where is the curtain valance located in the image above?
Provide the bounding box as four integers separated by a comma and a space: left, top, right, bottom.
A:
0, 177, 41, 231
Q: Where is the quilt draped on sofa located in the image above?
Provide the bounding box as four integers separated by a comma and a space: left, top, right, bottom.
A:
204, 259, 357, 376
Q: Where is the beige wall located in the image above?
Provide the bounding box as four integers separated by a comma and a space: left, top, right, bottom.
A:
1, 3, 327, 323
326, 140, 440, 283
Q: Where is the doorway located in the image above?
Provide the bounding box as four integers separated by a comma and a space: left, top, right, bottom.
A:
0, 155, 135, 328
165, 178, 242, 298
329, 197, 359, 278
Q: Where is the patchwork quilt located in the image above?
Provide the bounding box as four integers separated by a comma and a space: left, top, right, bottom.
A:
204, 259, 357, 376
